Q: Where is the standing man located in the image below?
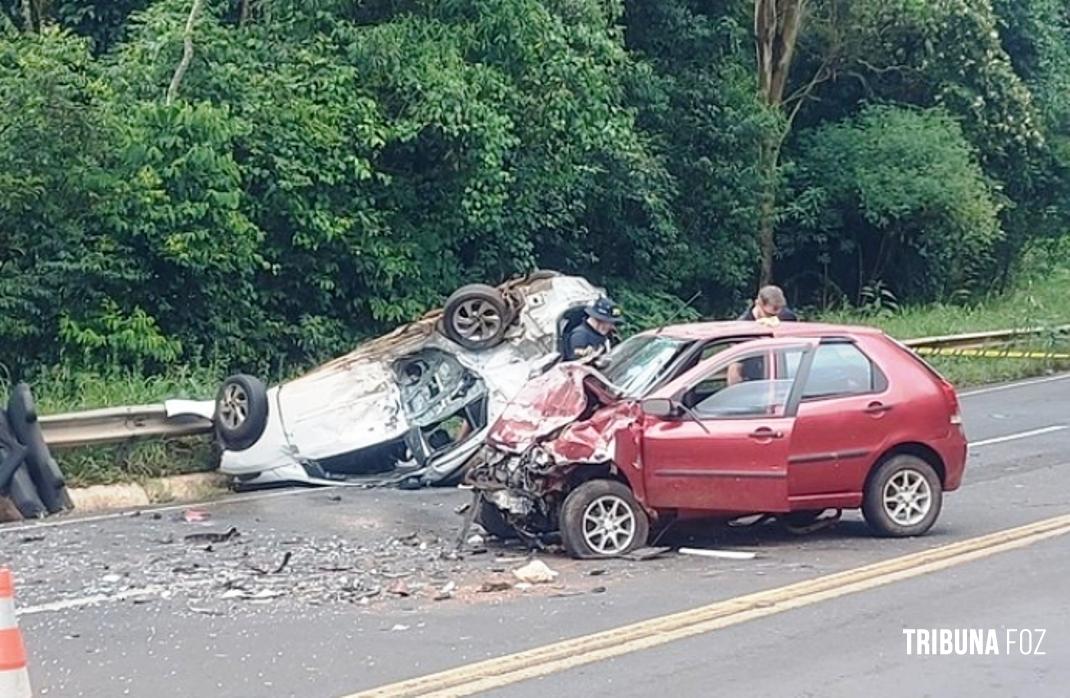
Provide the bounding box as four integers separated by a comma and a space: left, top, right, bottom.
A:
563, 297, 623, 361
738, 285, 798, 322
729, 284, 797, 385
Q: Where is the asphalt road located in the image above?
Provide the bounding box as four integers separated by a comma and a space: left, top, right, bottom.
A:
2, 373, 1069, 698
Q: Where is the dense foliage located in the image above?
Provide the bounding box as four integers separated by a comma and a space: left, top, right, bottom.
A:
1, 0, 1067, 379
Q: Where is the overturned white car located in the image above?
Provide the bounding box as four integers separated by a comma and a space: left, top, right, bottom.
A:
170, 272, 605, 488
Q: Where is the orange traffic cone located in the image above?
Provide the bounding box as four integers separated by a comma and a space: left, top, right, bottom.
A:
0, 569, 32, 697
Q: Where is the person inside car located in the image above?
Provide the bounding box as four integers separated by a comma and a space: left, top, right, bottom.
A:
563, 297, 623, 361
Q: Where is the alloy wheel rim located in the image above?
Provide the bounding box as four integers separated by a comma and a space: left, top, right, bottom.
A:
452, 299, 503, 342
582, 495, 636, 555
219, 383, 249, 430
882, 469, 932, 526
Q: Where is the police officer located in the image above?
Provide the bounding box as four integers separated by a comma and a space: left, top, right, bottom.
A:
564, 297, 622, 361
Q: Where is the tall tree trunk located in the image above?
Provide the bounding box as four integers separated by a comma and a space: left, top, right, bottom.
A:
757, 136, 779, 286
166, 0, 206, 106
20, 0, 34, 32
753, 0, 806, 286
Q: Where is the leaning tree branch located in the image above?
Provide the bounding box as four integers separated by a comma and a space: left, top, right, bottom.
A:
20, 0, 34, 33
166, 0, 206, 106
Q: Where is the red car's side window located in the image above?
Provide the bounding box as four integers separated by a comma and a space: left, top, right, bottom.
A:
799, 343, 888, 400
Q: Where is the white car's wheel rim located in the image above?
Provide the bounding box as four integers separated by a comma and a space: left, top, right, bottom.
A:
582, 495, 636, 555
219, 383, 249, 431
882, 469, 932, 526
453, 299, 502, 342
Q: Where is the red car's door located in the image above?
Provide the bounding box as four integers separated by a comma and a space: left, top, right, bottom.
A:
787, 340, 896, 505
641, 339, 817, 514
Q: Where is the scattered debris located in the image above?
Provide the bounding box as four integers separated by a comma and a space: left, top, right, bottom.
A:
479, 577, 513, 593
272, 551, 293, 574
188, 604, 225, 617
466, 534, 485, 547
390, 624, 410, 632
678, 547, 756, 560
101, 574, 122, 584
623, 546, 673, 561
589, 569, 606, 577
591, 586, 606, 594
434, 581, 456, 601
182, 509, 210, 523
222, 588, 285, 601
184, 527, 240, 544
19, 535, 45, 544
387, 580, 412, 597
512, 559, 558, 584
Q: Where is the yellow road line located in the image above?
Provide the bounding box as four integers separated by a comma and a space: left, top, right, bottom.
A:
345, 513, 1070, 698
916, 347, 1070, 359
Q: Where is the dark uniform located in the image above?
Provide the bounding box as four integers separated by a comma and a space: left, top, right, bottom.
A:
563, 297, 622, 361
563, 322, 611, 361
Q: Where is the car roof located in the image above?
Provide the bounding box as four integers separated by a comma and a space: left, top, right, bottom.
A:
641, 320, 885, 342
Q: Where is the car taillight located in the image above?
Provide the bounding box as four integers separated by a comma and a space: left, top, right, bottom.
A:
940, 379, 962, 425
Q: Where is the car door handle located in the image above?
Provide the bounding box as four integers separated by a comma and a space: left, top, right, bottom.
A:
749, 427, 784, 440
864, 401, 893, 415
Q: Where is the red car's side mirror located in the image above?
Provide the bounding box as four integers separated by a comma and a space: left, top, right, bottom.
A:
641, 398, 679, 418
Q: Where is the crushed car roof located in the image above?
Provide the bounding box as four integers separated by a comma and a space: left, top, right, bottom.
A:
645, 320, 885, 342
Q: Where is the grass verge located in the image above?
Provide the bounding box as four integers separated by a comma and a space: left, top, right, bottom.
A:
817, 266, 1070, 387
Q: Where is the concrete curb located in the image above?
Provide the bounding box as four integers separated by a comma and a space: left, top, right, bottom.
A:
68, 472, 230, 513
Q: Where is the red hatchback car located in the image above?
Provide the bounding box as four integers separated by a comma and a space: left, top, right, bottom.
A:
467, 321, 967, 558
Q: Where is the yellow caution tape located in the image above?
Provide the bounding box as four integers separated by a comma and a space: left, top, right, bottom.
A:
916, 347, 1070, 360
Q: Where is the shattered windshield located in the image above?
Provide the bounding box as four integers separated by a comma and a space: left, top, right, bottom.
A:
599, 334, 690, 398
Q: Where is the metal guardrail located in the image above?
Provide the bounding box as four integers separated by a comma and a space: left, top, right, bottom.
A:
903, 324, 1070, 351
39, 404, 213, 449
37, 324, 1070, 450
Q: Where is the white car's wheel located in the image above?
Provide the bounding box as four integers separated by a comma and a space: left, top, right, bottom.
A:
442, 284, 510, 350
214, 374, 269, 451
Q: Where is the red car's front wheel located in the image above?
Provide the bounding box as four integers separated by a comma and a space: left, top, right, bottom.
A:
560, 479, 650, 558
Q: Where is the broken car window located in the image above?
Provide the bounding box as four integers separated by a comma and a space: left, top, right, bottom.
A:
600, 335, 690, 398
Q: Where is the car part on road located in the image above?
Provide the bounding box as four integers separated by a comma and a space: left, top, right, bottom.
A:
559, 480, 650, 558
214, 374, 269, 452
7, 383, 72, 514
442, 284, 512, 350
781, 509, 843, 535
862, 455, 943, 537
678, 547, 757, 560
474, 497, 519, 540
0, 384, 71, 520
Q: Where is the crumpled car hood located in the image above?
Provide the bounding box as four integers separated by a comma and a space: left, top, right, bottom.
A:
487, 363, 622, 454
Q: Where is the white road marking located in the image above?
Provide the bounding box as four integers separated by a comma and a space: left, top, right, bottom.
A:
960, 373, 1070, 397
16, 580, 215, 617
0, 486, 329, 535
969, 425, 1068, 448
16, 588, 164, 616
